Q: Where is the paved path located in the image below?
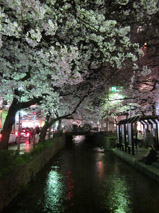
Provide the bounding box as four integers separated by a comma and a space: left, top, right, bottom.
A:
8, 135, 52, 154
8, 140, 34, 154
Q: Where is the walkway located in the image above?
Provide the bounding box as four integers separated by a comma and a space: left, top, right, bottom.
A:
8, 134, 52, 154
8, 141, 34, 154
112, 147, 159, 182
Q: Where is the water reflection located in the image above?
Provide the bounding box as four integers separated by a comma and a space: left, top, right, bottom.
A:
66, 170, 74, 205
72, 135, 85, 143
4, 138, 159, 213
95, 151, 105, 182
106, 176, 132, 213
97, 160, 104, 180
44, 168, 65, 213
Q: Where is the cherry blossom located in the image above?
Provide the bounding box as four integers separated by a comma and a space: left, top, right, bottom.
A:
0, 0, 159, 149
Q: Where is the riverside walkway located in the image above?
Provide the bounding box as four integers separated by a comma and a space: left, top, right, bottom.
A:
112, 147, 159, 182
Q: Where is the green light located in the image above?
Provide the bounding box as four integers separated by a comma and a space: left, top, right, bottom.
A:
110, 86, 123, 93
111, 86, 118, 92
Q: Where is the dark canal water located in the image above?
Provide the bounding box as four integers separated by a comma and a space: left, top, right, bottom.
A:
3, 136, 159, 213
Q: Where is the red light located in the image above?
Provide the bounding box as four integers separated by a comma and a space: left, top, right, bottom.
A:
15, 131, 18, 136
27, 132, 30, 137
0, 134, 2, 139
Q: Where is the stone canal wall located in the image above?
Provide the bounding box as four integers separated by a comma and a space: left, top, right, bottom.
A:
0, 135, 65, 212
96, 133, 116, 150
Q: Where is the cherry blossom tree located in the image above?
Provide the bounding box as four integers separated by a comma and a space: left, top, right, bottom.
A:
38, 93, 87, 142
98, 0, 159, 118
0, 1, 83, 149
0, 0, 159, 149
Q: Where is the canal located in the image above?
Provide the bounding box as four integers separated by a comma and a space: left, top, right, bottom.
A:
3, 135, 159, 213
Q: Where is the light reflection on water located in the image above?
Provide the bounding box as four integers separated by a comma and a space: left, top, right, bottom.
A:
44, 167, 65, 213
3, 136, 159, 213
95, 150, 132, 213
66, 170, 74, 203
72, 135, 86, 143
44, 143, 132, 213
44, 166, 75, 212
106, 176, 131, 213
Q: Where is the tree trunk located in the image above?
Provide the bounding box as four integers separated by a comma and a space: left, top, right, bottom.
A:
39, 116, 58, 143
1, 98, 19, 150
57, 120, 61, 131
38, 96, 86, 143
39, 122, 50, 143
152, 104, 156, 116
0, 96, 42, 150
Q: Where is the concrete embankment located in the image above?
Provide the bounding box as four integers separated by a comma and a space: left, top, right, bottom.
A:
112, 148, 159, 182
0, 135, 65, 212
90, 133, 159, 182
95, 134, 159, 182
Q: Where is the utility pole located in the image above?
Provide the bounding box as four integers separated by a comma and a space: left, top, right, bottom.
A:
17, 110, 21, 153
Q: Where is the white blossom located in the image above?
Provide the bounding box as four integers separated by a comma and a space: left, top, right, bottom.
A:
25, 28, 42, 47
118, 26, 130, 37
0, 0, 158, 128
140, 0, 159, 15
44, 19, 58, 36
140, 66, 152, 76
126, 53, 137, 62
116, 0, 129, 5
